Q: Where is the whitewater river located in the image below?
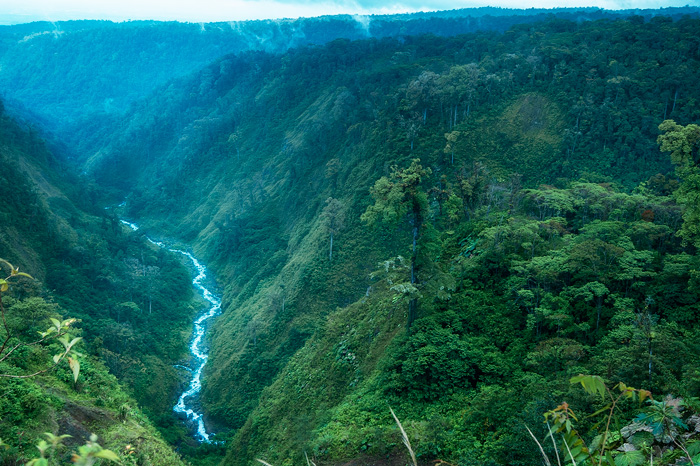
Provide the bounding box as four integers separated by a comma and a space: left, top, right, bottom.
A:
120, 220, 220, 442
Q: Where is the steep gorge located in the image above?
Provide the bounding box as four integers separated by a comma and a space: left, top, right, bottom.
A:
2, 10, 700, 466
78, 15, 700, 465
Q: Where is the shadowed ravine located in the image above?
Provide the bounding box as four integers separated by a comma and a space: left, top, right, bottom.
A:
120, 219, 220, 442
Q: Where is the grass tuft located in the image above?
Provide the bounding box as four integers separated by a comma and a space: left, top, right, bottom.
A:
389, 407, 417, 466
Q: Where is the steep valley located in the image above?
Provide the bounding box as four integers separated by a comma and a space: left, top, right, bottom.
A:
2, 8, 700, 466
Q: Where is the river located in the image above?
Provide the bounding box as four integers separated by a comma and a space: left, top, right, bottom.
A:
120, 219, 220, 443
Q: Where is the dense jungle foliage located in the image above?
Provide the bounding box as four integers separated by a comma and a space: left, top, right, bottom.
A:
0, 100, 199, 464
2, 7, 700, 466
0, 6, 696, 148
69, 12, 700, 466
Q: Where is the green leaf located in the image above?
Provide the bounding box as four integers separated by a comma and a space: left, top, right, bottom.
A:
570, 443, 583, 457
588, 404, 612, 418
36, 440, 49, 454
52, 354, 61, 364
44, 432, 71, 446
570, 374, 606, 399
589, 434, 603, 453
67, 337, 82, 351
687, 440, 700, 457
605, 450, 616, 466
93, 449, 120, 461
0, 280, 7, 292
621, 388, 636, 400
26, 459, 48, 466
0, 259, 14, 271
565, 419, 573, 432
613, 450, 644, 466
51, 318, 61, 332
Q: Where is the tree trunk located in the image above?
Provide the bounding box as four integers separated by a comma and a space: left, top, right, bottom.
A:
648, 340, 653, 383
329, 232, 334, 261
408, 215, 420, 328
671, 88, 679, 114
411, 226, 417, 283
408, 298, 417, 328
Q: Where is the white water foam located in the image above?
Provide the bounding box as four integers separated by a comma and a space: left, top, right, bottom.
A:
120, 219, 220, 442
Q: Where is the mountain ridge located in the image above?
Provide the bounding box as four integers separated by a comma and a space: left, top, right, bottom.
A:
2, 9, 700, 466
1, 6, 697, 149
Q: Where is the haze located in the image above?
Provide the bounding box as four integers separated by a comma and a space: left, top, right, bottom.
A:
1, 0, 697, 24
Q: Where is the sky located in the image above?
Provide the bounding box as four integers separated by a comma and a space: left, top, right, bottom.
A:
0, 0, 697, 24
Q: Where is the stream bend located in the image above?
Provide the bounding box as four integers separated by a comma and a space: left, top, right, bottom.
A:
120, 220, 220, 442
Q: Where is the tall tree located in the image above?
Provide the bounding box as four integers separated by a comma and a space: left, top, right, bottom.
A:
320, 197, 346, 262
658, 120, 700, 247
362, 159, 432, 326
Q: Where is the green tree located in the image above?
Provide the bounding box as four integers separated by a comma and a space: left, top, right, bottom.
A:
444, 131, 460, 165
658, 120, 700, 247
362, 159, 432, 326
320, 197, 346, 262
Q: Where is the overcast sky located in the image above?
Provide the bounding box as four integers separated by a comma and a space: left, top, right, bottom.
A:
1, 0, 697, 24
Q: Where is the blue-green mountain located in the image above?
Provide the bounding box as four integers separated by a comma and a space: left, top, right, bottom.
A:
2, 7, 700, 466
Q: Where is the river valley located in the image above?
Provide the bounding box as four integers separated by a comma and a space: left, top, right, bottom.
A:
120, 219, 220, 442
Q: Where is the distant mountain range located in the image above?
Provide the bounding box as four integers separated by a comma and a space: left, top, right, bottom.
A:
1, 6, 698, 147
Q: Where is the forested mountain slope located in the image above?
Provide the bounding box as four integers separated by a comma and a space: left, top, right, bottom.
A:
71, 15, 700, 466
0, 6, 696, 153
0, 102, 197, 464
3, 8, 700, 466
